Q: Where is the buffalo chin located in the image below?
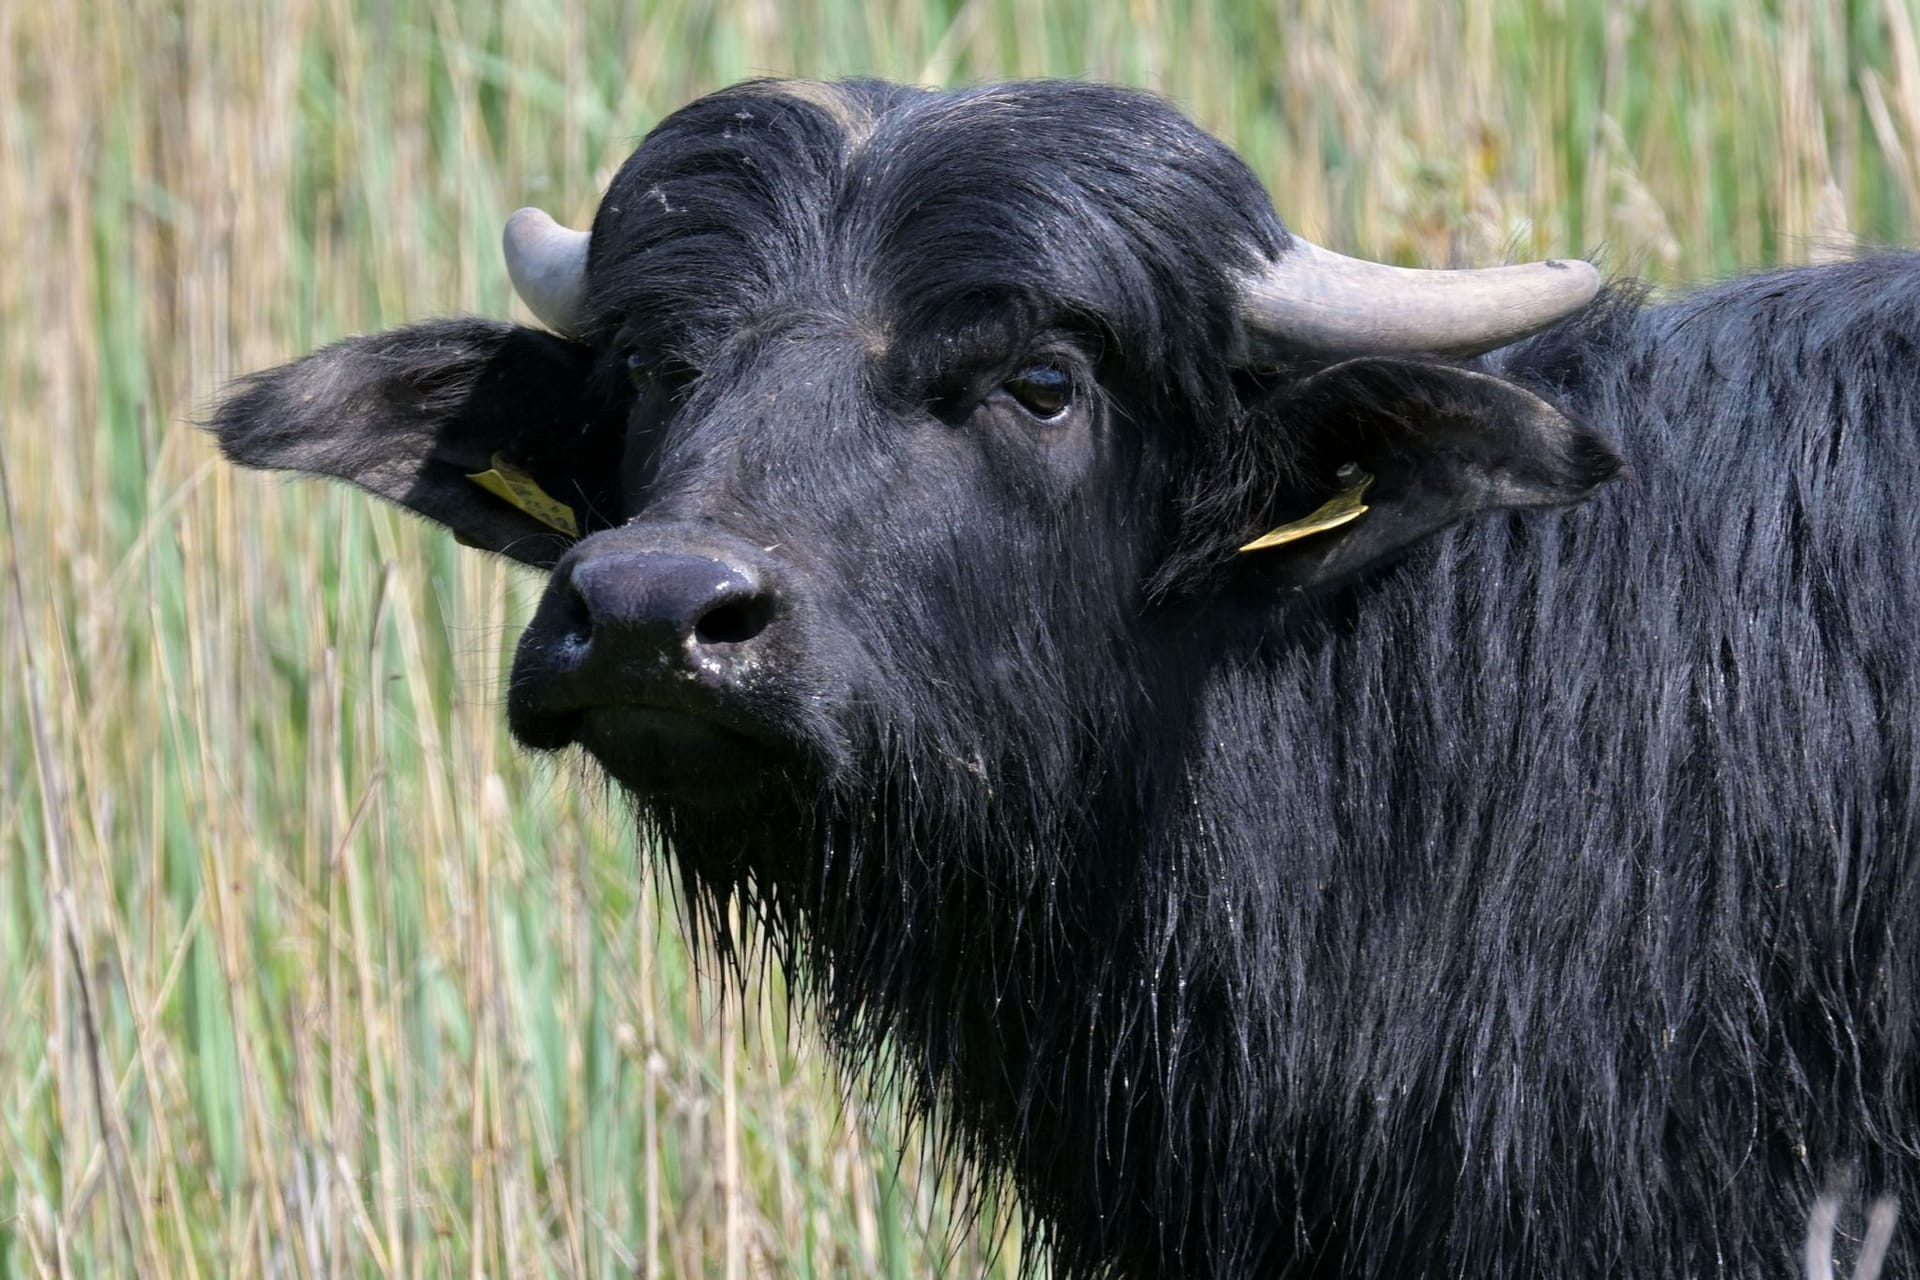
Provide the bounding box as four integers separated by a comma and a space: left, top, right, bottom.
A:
566, 706, 791, 800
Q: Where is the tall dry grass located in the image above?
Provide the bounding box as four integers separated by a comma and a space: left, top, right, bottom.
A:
4, 0, 1918, 1274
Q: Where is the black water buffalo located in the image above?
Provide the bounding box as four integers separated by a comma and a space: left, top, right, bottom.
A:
215, 78, 1917, 1278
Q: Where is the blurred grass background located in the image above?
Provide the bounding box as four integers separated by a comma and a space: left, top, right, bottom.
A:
5, 0, 1920, 1274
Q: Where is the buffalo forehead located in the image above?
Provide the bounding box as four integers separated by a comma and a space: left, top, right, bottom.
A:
587, 80, 1284, 362
751, 78, 887, 155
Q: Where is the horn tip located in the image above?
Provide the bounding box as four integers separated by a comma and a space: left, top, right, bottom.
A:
502, 206, 591, 339
1544, 257, 1603, 302
503, 206, 559, 252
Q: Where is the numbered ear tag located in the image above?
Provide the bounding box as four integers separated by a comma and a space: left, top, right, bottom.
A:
466, 454, 580, 537
1238, 464, 1373, 553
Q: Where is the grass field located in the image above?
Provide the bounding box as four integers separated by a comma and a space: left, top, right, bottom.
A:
5, 0, 1919, 1274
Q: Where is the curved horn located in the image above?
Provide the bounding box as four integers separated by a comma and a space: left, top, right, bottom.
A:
503, 207, 590, 339
1236, 236, 1600, 362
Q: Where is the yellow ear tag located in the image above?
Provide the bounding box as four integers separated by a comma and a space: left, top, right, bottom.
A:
1238, 464, 1373, 553
466, 454, 580, 538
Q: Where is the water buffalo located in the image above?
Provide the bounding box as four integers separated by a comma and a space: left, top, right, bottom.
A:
215, 78, 1916, 1277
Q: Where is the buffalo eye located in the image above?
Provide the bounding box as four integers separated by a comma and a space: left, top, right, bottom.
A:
624, 350, 651, 390
1004, 364, 1073, 421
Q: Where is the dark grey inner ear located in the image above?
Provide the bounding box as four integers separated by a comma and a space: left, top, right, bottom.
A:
213, 318, 629, 568
1241, 356, 1623, 591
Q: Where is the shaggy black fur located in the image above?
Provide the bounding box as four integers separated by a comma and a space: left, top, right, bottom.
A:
215, 78, 1919, 1277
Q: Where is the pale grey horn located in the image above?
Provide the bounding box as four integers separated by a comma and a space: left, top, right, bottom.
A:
503, 207, 590, 339
1235, 237, 1601, 362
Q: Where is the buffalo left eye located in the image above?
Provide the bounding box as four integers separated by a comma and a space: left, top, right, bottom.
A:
1004, 365, 1073, 420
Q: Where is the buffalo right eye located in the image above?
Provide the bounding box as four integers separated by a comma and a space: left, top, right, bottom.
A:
1004, 364, 1073, 420
625, 351, 651, 389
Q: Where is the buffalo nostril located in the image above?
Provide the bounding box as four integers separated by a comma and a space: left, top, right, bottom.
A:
564, 549, 774, 659
557, 574, 596, 646
694, 595, 773, 646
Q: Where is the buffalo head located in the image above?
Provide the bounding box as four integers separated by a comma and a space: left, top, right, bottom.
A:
217, 78, 1614, 824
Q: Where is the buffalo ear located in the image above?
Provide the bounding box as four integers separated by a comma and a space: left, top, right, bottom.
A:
212, 318, 627, 567
1241, 356, 1622, 590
